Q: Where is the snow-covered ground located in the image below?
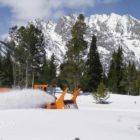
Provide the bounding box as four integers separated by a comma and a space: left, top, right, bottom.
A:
0, 89, 140, 140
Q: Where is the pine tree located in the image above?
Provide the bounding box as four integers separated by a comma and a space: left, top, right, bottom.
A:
59, 14, 88, 90
0, 51, 13, 86
93, 82, 110, 104
108, 47, 125, 93
0, 39, 16, 87
102, 69, 107, 86
58, 62, 78, 89
86, 35, 103, 92
13, 24, 46, 87
49, 54, 57, 84
107, 51, 117, 91
38, 57, 50, 84
126, 61, 138, 95
135, 75, 140, 95
38, 54, 57, 85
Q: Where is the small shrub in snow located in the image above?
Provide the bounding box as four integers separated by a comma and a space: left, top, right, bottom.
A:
93, 82, 110, 104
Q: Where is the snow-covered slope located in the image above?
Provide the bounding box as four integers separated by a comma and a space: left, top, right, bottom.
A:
31, 19, 66, 63
32, 13, 140, 70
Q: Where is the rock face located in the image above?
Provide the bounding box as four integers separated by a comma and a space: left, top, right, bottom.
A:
26, 13, 140, 71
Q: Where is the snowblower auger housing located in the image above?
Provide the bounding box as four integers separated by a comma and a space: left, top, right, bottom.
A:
47, 88, 69, 109
64, 88, 81, 109
47, 88, 81, 109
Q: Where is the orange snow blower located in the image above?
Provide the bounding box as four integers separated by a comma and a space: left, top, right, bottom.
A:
47, 88, 81, 109
33, 84, 81, 109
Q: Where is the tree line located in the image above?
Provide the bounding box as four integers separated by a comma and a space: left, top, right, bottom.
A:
0, 25, 56, 88
0, 14, 140, 95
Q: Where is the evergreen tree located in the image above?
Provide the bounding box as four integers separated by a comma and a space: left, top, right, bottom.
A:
59, 14, 87, 90
49, 54, 57, 84
0, 51, 13, 86
0, 40, 15, 87
102, 69, 107, 86
107, 51, 118, 92
108, 47, 125, 93
58, 62, 78, 89
39, 54, 57, 85
126, 61, 138, 95
93, 82, 110, 104
38, 57, 50, 84
86, 35, 103, 91
13, 24, 46, 87
135, 75, 140, 95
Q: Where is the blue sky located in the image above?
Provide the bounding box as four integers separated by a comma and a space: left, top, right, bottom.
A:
0, 0, 140, 39
87, 0, 140, 18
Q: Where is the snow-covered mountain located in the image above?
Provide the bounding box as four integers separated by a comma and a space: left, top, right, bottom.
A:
30, 13, 140, 70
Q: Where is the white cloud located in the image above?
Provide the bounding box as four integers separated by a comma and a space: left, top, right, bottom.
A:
0, 0, 95, 21
52, 10, 65, 20
0, 0, 50, 20
0, 0, 119, 26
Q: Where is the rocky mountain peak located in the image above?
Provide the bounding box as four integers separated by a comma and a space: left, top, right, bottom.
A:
21, 13, 140, 71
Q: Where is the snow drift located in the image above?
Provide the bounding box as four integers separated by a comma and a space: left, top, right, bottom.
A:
0, 89, 55, 109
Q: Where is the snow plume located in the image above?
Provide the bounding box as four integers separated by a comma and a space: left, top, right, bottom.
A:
0, 89, 55, 110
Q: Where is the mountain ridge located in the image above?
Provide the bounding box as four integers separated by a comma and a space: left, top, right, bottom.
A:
6, 13, 140, 71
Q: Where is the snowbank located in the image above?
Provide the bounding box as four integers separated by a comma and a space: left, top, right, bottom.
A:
0, 89, 55, 109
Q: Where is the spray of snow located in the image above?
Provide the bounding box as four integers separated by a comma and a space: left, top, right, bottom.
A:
0, 89, 55, 109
